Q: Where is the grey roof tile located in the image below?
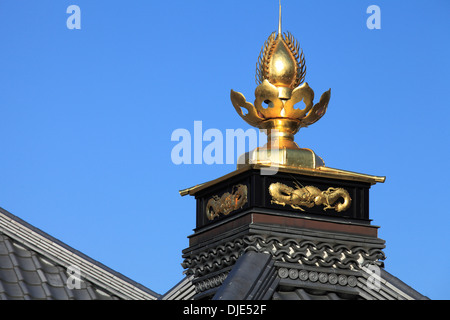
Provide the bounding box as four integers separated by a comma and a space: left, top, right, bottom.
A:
15, 255, 37, 272
18, 281, 29, 296
20, 269, 43, 286
2, 293, 22, 300
62, 284, 75, 300
2, 281, 23, 298
0, 231, 151, 300
47, 284, 70, 300
273, 288, 356, 300
25, 283, 47, 299
14, 267, 24, 282
11, 242, 32, 257
3, 237, 14, 253
199, 247, 429, 301
41, 282, 53, 298
45, 271, 65, 287
7, 253, 19, 268
71, 287, 95, 300
272, 290, 298, 300
0, 267, 18, 283
0, 237, 9, 255
38, 259, 60, 274
94, 288, 120, 300
213, 252, 278, 300
0, 207, 159, 300
36, 268, 47, 283
159, 275, 196, 300
0, 254, 14, 269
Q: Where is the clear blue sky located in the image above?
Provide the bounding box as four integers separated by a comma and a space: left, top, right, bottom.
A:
0, 0, 449, 299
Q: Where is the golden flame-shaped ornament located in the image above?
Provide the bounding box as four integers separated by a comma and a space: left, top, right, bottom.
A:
230, 2, 331, 169
179, 2, 387, 199
256, 31, 306, 99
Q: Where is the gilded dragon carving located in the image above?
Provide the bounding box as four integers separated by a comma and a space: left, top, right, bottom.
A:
269, 182, 351, 212
206, 184, 248, 221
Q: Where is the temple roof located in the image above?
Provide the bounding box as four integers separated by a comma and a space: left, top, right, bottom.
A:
161, 251, 429, 300
0, 207, 159, 300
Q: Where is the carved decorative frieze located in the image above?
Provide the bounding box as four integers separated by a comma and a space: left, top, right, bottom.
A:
182, 234, 385, 277
194, 272, 228, 293
277, 267, 358, 287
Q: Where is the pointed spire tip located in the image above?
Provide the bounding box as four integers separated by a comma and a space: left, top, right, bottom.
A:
278, 0, 282, 35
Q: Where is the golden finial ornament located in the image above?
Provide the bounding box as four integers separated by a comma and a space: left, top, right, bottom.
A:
230, 1, 331, 169
179, 2, 386, 200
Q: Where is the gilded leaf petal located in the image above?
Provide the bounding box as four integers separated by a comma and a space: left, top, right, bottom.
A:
254, 80, 284, 118
230, 90, 264, 127
299, 89, 331, 127
283, 82, 315, 119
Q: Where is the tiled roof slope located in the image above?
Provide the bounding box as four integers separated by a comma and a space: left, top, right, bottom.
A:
161, 252, 429, 300
159, 275, 196, 300
219, 252, 429, 301
0, 207, 159, 300
0, 233, 120, 300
